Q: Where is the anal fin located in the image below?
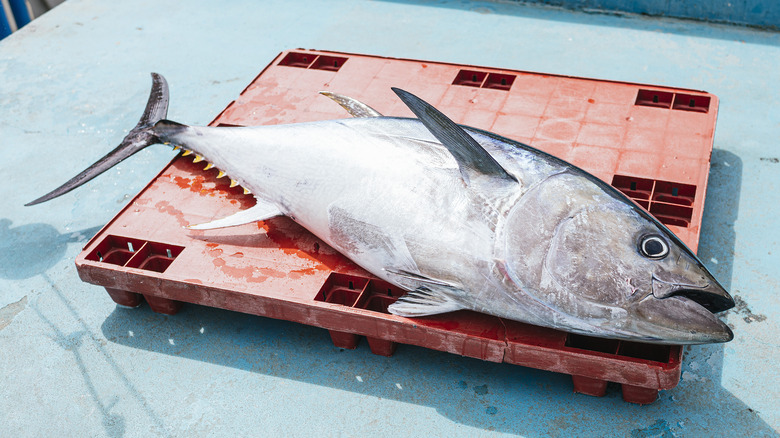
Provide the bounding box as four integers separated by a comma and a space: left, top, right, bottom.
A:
187, 199, 282, 230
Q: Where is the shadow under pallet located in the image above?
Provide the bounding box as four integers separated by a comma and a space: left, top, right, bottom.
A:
76, 49, 719, 405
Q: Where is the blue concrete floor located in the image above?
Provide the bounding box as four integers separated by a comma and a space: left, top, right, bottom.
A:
1, 0, 778, 436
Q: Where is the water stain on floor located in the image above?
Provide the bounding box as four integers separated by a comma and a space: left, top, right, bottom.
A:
0, 296, 28, 331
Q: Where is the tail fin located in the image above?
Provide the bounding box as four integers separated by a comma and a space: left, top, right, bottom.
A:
25, 73, 170, 206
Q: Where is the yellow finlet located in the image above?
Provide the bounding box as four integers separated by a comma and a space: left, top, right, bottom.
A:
181, 150, 192, 156
204, 163, 214, 170
217, 171, 226, 179
172, 145, 181, 151
243, 187, 251, 195
230, 179, 239, 188
193, 155, 204, 163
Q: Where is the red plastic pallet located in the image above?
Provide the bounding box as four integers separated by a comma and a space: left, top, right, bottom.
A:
76, 50, 719, 405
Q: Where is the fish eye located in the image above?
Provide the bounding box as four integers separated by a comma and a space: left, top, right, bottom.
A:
639, 234, 669, 259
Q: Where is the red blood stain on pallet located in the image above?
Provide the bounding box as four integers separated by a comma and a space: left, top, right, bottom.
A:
155, 200, 189, 228
211, 257, 269, 283
206, 239, 318, 282
173, 175, 191, 189
207, 244, 271, 283
257, 267, 288, 278
257, 218, 359, 273
288, 267, 319, 280
172, 175, 208, 195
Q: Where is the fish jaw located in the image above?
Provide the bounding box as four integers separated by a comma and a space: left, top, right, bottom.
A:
630, 295, 733, 344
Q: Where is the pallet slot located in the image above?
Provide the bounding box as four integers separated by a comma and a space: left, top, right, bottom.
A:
617, 341, 672, 363
452, 69, 487, 88
611, 175, 697, 228
650, 202, 694, 227
314, 273, 370, 306
125, 241, 184, 273
355, 279, 405, 314
310, 55, 347, 72
611, 174, 653, 200
483, 72, 516, 91
86, 235, 183, 273
673, 93, 711, 113
635, 89, 673, 109
566, 334, 672, 364
85, 235, 147, 266
565, 333, 619, 355
278, 51, 316, 68
653, 180, 696, 206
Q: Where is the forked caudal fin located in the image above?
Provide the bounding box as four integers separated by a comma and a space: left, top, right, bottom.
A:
25, 73, 170, 206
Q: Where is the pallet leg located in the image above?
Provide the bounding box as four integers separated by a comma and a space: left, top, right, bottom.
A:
571, 375, 608, 397
621, 384, 659, 404
105, 288, 143, 308
328, 330, 360, 349
143, 295, 183, 315
366, 337, 397, 357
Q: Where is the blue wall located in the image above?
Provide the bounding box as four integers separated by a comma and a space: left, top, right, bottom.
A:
518, 0, 779, 29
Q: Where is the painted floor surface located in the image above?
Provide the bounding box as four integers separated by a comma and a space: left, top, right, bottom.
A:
0, 0, 778, 436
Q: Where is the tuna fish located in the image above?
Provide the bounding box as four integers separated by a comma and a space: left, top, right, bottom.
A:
27, 73, 735, 344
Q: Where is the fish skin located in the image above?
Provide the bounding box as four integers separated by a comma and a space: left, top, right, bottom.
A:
28, 74, 735, 344
154, 115, 733, 344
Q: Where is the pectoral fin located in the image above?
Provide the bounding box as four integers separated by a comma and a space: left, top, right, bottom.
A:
388, 286, 465, 317
384, 268, 459, 289
187, 199, 282, 230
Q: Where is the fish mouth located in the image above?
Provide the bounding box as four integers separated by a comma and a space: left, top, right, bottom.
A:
651, 274, 734, 313
669, 286, 735, 313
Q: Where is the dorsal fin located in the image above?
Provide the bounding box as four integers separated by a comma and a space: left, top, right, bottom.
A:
391, 88, 517, 185
319, 91, 383, 118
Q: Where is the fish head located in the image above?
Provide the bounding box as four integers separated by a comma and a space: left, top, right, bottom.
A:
620, 222, 735, 344
500, 176, 734, 344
